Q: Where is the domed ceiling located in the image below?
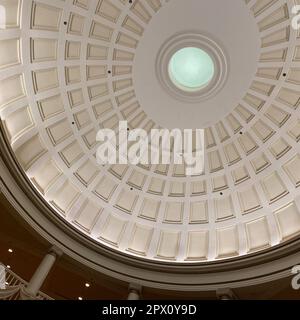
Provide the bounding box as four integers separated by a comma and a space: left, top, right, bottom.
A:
1, 0, 300, 263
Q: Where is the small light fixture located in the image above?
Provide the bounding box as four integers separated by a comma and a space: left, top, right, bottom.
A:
85, 283, 90, 288
6, 265, 11, 269
78, 297, 83, 300
8, 249, 13, 253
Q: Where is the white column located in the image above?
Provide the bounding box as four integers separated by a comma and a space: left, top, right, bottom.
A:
127, 284, 142, 300
25, 246, 62, 296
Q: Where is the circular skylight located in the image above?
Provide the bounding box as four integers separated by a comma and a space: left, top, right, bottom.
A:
168, 47, 215, 91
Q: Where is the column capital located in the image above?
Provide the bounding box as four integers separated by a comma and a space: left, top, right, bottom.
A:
128, 283, 142, 294
48, 246, 63, 258
216, 288, 237, 300
127, 283, 142, 300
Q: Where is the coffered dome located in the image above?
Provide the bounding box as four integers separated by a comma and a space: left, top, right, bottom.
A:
1, 0, 300, 267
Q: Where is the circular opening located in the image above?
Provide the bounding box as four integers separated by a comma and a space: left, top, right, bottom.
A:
168, 47, 215, 92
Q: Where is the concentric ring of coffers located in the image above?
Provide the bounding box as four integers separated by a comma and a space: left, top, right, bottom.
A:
0, 0, 300, 263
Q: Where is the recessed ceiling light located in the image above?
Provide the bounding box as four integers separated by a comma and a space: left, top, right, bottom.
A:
85, 283, 90, 288
78, 297, 83, 300
8, 249, 13, 253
